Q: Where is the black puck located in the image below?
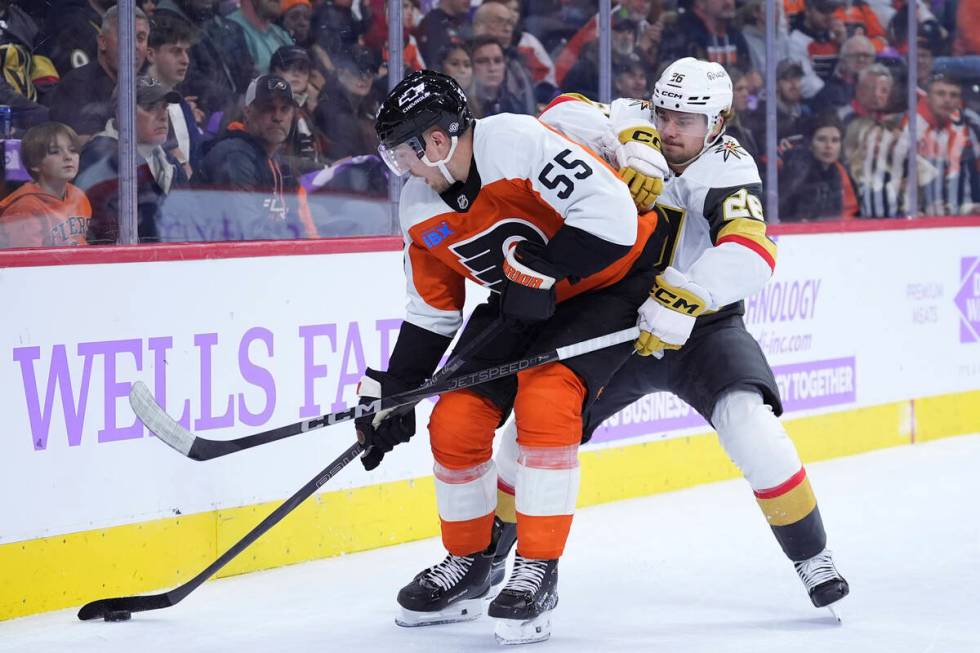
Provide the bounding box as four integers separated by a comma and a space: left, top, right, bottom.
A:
104, 610, 131, 622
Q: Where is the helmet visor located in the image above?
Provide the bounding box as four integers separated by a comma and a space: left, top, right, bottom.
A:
378, 136, 426, 176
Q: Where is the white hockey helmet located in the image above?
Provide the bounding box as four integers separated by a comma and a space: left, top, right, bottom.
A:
652, 57, 733, 148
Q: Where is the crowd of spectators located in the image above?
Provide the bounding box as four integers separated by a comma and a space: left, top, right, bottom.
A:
1, 0, 980, 248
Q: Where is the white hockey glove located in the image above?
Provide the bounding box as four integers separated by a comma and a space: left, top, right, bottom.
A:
614, 123, 670, 210
635, 267, 712, 357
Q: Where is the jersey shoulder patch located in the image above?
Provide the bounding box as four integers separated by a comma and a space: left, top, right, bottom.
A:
683, 135, 762, 189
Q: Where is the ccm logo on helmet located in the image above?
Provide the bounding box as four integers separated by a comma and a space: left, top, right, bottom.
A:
659, 90, 683, 99
653, 287, 703, 315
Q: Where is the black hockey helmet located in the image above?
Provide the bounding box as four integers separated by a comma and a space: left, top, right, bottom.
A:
375, 70, 473, 175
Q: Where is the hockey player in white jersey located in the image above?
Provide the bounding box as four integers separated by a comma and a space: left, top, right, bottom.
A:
492, 57, 850, 617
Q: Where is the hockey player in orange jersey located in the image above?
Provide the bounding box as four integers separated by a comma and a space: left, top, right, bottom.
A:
354, 70, 666, 645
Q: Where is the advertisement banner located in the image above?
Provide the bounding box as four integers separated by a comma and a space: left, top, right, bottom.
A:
2, 227, 979, 543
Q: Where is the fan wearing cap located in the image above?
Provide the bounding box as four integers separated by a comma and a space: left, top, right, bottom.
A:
745, 59, 813, 157
195, 74, 317, 240
270, 45, 326, 173
75, 76, 190, 244
277, 0, 313, 48
314, 46, 381, 161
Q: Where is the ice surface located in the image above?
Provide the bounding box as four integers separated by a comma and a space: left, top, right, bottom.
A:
3, 435, 978, 653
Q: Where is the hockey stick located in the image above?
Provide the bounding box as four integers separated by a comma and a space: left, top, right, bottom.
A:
132, 326, 640, 461
78, 325, 638, 621
77, 440, 364, 621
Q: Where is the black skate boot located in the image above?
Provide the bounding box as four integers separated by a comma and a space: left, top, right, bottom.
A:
488, 555, 559, 645
794, 548, 849, 620
395, 552, 493, 627
490, 517, 518, 589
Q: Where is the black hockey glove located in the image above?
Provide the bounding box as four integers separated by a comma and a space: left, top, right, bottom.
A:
499, 240, 565, 327
354, 368, 416, 471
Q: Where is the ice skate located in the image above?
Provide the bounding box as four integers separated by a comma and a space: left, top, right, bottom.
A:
488, 555, 559, 645
395, 552, 493, 627
794, 548, 849, 620
490, 517, 518, 590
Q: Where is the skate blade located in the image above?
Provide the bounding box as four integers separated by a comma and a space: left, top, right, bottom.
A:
826, 603, 842, 624
395, 598, 484, 627
493, 612, 552, 646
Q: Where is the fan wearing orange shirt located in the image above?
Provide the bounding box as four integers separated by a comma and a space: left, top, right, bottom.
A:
357, 70, 668, 645
0, 122, 91, 249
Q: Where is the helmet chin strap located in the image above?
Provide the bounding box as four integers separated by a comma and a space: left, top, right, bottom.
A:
422, 135, 460, 185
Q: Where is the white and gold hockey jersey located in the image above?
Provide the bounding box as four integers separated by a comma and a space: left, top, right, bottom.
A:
398, 112, 659, 337
539, 94, 777, 314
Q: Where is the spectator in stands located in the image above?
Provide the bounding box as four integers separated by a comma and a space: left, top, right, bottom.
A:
737, 0, 790, 75
905, 73, 980, 215
315, 46, 381, 160
76, 77, 189, 243
414, 0, 470, 68
724, 68, 760, 158
497, 0, 557, 91
278, 0, 313, 47
39, 0, 113, 75
747, 59, 813, 159
813, 34, 876, 109
833, 0, 887, 51
191, 74, 317, 240
658, 0, 753, 73
154, 0, 257, 123
469, 34, 534, 117
563, 17, 643, 99
779, 113, 858, 221
612, 60, 649, 101
270, 45, 325, 173
837, 62, 892, 130
471, 1, 539, 107
47, 6, 150, 142
0, 122, 91, 248
788, 0, 847, 98
313, 0, 370, 65
953, 0, 980, 55
145, 13, 206, 176
0, 0, 56, 130
361, 0, 428, 73
437, 42, 473, 91
228, 0, 294, 74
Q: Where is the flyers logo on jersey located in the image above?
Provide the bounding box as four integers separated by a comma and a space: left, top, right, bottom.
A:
449, 219, 547, 290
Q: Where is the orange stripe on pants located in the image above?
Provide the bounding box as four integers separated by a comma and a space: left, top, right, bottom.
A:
512, 363, 585, 559
429, 390, 502, 554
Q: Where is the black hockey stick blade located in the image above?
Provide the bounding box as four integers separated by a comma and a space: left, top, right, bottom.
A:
133, 326, 639, 461
78, 441, 364, 621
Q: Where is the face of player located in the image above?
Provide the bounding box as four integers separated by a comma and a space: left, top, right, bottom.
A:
246, 97, 295, 147
927, 80, 961, 124
473, 43, 505, 90
148, 40, 191, 87
391, 128, 457, 192
35, 133, 80, 185
810, 126, 841, 165
441, 47, 473, 90
136, 100, 171, 146
656, 107, 710, 165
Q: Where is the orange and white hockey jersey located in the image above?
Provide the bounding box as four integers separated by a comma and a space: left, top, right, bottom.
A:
399, 112, 657, 337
